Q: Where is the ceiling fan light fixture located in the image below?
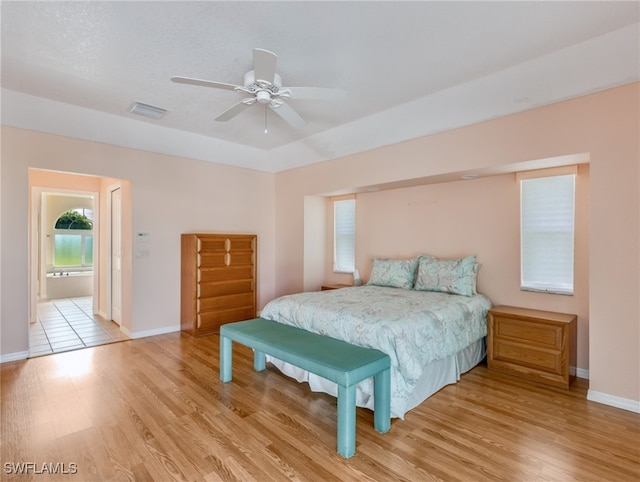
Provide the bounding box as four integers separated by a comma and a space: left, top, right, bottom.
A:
256, 91, 271, 104
129, 101, 167, 119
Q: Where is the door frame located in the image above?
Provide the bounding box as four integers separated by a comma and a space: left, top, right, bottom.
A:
106, 182, 122, 324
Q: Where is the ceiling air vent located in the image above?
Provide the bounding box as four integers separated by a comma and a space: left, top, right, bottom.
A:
129, 102, 167, 119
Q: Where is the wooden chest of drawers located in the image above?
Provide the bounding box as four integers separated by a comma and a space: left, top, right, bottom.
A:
487, 306, 577, 388
181, 233, 257, 336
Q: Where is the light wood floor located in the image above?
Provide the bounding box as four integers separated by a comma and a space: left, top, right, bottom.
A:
2, 332, 639, 481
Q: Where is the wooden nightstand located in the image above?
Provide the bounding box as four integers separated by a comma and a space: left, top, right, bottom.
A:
321, 284, 351, 291
487, 306, 577, 389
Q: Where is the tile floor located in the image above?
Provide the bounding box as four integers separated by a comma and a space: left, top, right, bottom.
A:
30, 297, 128, 357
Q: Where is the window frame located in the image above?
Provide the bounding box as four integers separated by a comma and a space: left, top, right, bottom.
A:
52, 208, 95, 272
519, 170, 576, 295
333, 197, 356, 274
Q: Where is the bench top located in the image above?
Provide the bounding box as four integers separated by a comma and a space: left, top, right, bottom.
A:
221, 318, 390, 386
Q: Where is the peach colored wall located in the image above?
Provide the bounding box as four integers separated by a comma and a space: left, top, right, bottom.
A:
325, 168, 588, 370
1, 127, 275, 357
275, 84, 639, 407
29, 168, 103, 190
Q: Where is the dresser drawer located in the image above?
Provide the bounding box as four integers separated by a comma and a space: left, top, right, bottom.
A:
197, 292, 255, 312
197, 307, 256, 334
198, 280, 254, 298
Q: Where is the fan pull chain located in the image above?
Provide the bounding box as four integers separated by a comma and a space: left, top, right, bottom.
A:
264, 105, 268, 134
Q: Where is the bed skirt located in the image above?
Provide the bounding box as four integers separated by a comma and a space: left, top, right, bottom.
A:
266, 337, 486, 419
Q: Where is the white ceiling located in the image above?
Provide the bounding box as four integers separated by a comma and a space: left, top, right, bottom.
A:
2, 1, 639, 173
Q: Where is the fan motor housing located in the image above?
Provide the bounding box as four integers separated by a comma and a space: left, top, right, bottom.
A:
244, 71, 282, 92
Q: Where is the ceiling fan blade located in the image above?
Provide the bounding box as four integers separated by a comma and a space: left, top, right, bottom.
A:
271, 102, 307, 129
215, 101, 252, 122
171, 76, 239, 91
285, 87, 347, 101
253, 48, 277, 85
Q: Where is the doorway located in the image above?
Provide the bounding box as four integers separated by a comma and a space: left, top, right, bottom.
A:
28, 170, 129, 357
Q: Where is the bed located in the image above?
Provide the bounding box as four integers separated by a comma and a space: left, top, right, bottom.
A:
260, 254, 492, 419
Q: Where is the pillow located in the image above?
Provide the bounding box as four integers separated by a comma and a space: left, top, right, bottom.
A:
414, 254, 479, 296
367, 257, 418, 289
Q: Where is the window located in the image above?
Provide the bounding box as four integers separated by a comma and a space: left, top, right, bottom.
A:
53, 209, 94, 269
333, 199, 355, 273
520, 174, 575, 295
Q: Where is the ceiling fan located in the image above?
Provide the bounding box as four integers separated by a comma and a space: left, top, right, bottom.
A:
171, 48, 346, 130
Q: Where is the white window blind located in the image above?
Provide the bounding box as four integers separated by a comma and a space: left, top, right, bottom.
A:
334, 199, 355, 273
520, 174, 575, 295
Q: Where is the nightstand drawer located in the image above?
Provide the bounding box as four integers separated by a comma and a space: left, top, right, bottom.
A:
321, 284, 350, 291
492, 339, 562, 374
487, 306, 577, 389
493, 316, 563, 349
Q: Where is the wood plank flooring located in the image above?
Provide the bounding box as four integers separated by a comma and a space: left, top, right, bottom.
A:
2, 332, 639, 481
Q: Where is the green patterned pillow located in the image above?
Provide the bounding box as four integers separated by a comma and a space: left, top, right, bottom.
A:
414, 254, 479, 296
367, 257, 419, 289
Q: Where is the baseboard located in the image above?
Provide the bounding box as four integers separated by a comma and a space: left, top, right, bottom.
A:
587, 389, 640, 414
1, 351, 29, 363
575, 367, 589, 379
124, 324, 180, 340
569, 366, 589, 379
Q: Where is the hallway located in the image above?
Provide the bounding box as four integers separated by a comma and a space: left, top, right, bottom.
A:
29, 297, 128, 357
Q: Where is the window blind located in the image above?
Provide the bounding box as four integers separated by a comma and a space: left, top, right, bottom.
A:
520, 174, 575, 295
334, 199, 355, 273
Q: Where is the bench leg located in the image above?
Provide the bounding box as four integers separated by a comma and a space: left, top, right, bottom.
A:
373, 368, 391, 433
254, 349, 266, 372
220, 336, 232, 383
337, 384, 356, 458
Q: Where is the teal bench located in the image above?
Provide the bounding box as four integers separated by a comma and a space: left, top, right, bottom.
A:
220, 317, 391, 458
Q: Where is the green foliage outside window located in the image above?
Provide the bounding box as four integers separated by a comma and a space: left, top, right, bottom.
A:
55, 210, 93, 230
